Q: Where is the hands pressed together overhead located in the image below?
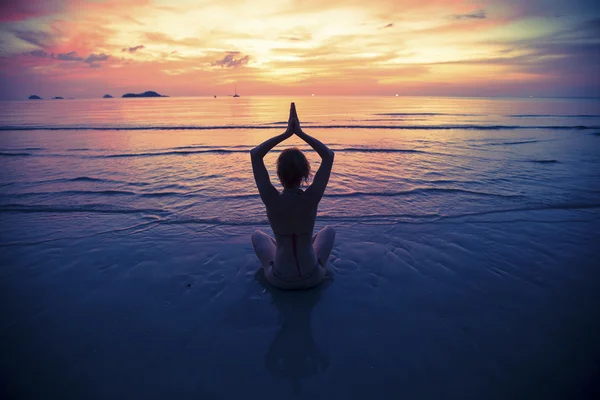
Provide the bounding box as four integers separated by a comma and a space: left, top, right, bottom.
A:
250, 101, 332, 162
285, 102, 302, 137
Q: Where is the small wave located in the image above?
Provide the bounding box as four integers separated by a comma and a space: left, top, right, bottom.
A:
159, 217, 261, 226
591, 132, 600, 136
139, 191, 184, 197
154, 183, 190, 190
266, 121, 315, 125
0, 203, 165, 215
509, 114, 600, 118
170, 144, 253, 150
375, 113, 478, 117
1, 124, 598, 131
211, 188, 519, 200
95, 147, 427, 158
526, 159, 559, 164
329, 188, 519, 198
3, 189, 136, 197
359, 118, 429, 122
98, 149, 248, 158
27, 176, 149, 186
338, 148, 424, 153
2, 189, 189, 198
69, 176, 107, 182
170, 145, 226, 150
0, 152, 34, 157
486, 140, 540, 146
0, 147, 45, 151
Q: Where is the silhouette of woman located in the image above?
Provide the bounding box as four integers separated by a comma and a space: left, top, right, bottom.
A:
251, 103, 335, 290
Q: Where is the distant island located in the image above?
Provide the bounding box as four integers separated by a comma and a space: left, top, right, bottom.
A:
53, 96, 64, 100
103, 94, 114, 98
122, 91, 167, 98
28, 95, 42, 100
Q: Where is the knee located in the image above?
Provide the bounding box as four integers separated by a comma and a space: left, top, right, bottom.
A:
321, 225, 336, 241
323, 225, 336, 237
251, 230, 263, 244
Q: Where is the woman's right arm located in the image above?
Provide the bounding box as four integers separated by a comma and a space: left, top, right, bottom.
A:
250, 104, 295, 205
293, 109, 334, 203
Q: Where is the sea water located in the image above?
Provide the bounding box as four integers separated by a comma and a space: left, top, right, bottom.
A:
1, 96, 599, 399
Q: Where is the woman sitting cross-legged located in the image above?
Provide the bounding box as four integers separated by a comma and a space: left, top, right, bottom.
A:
251, 102, 335, 290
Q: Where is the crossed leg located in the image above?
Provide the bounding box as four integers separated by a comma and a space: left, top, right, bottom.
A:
312, 225, 336, 267
251, 230, 276, 268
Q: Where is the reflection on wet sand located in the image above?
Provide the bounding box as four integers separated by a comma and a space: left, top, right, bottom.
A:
256, 270, 330, 393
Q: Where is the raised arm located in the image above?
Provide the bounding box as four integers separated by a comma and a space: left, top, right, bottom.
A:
291, 104, 334, 202
250, 106, 294, 205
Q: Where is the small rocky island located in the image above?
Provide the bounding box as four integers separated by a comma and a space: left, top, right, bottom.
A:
122, 91, 167, 98
53, 96, 64, 100
103, 94, 114, 98
28, 95, 42, 100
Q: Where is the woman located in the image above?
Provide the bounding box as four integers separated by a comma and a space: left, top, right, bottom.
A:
251, 103, 335, 290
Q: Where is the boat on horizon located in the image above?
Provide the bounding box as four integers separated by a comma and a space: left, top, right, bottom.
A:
233, 85, 240, 97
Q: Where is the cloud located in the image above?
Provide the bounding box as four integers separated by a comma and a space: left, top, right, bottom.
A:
26, 50, 50, 58
122, 45, 145, 53
211, 52, 250, 68
84, 53, 110, 65
23, 49, 110, 67
56, 51, 83, 61
451, 10, 486, 20
13, 30, 55, 48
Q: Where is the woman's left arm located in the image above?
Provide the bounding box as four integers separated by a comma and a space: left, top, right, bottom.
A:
250, 131, 292, 205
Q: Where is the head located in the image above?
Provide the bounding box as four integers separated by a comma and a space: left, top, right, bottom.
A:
277, 147, 311, 189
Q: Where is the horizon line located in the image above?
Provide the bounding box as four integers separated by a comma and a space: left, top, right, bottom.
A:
5, 94, 600, 101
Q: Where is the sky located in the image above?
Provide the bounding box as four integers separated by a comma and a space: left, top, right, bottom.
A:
0, 0, 599, 99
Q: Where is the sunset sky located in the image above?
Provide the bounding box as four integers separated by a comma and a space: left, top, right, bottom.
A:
0, 0, 599, 99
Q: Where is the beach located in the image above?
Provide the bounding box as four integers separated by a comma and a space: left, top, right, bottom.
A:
1, 96, 600, 399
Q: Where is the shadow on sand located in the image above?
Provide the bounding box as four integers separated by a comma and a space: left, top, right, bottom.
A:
255, 269, 331, 392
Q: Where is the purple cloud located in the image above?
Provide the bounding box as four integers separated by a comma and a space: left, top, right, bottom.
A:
122, 45, 145, 53
211, 52, 250, 68
13, 30, 54, 48
26, 49, 50, 58
24, 49, 110, 67
451, 10, 486, 20
56, 51, 83, 61
84, 53, 109, 64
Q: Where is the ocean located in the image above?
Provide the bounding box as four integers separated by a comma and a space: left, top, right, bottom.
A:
1, 96, 599, 399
